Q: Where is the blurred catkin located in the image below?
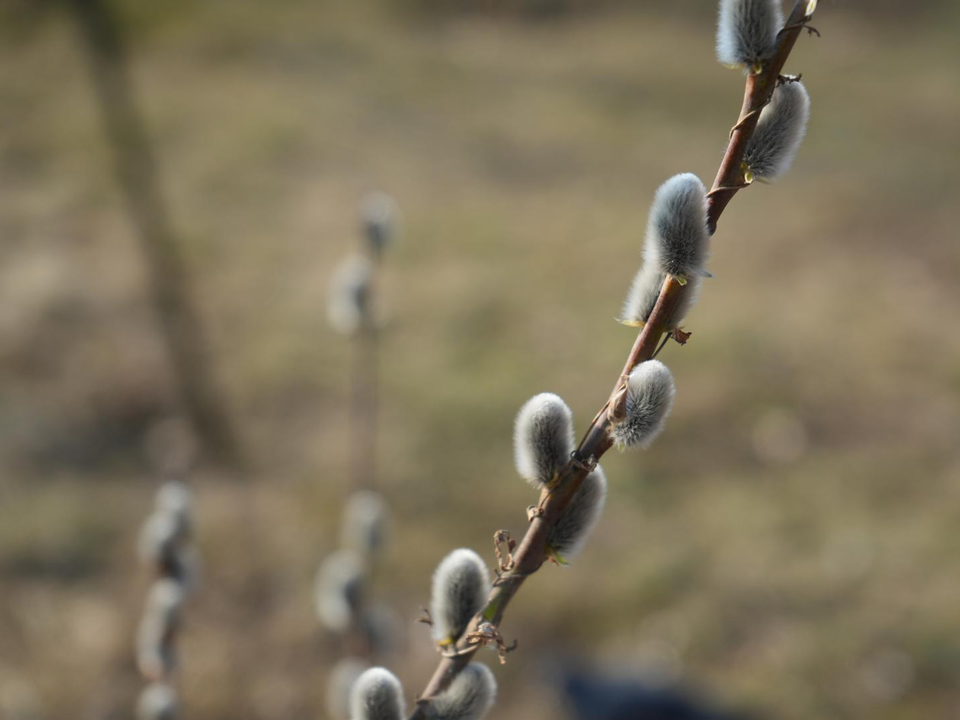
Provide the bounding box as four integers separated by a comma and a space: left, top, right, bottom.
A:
349, 667, 406, 720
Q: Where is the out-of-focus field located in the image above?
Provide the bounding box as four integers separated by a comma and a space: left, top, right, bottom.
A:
1, 1, 958, 718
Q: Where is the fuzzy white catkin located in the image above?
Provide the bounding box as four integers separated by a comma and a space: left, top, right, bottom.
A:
426, 662, 497, 720
644, 173, 709, 280
620, 174, 709, 330
138, 511, 181, 566
139, 482, 191, 563
349, 667, 405, 720
154, 481, 192, 539
716, 0, 783, 69
327, 657, 369, 720
341, 490, 389, 557
137, 683, 178, 720
743, 81, 810, 181
514, 393, 575, 488
138, 512, 198, 591
328, 254, 374, 335
609, 360, 676, 450
546, 465, 608, 562
315, 550, 365, 633
430, 549, 491, 646
361, 192, 398, 255
136, 579, 185, 679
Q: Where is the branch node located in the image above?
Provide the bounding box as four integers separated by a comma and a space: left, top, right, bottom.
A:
778, 21, 820, 39
569, 450, 597, 473
607, 384, 630, 423
778, 73, 803, 85
464, 622, 516, 665
493, 530, 516, 574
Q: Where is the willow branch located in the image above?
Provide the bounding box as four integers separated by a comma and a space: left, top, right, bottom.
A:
408, 3, 813, 715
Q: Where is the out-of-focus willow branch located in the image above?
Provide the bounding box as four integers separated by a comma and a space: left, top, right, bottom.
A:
407, 2, 815, 716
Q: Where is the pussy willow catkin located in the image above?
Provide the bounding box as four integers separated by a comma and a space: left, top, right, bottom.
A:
513, 393, 575, 488
430, 549, 491, 647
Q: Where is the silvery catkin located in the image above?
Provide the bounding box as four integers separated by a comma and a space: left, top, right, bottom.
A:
430, 549, 491, 647
350, 667, 405, 720
546, 465, 608, 563
425, 662, 497, 720
609, 360, 676, 451
513, 393, 575, 488
621, 174, 710, 329
716, 0, 783, 70
743, 81, 810, 181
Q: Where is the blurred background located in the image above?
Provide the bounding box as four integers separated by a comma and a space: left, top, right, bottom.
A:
1, 0, 958, 718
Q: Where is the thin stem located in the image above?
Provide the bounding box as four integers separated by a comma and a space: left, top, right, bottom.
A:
407, 2, 813, 715
350, 267, 380, 493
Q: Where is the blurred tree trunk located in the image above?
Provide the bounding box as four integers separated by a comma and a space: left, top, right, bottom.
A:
68, 0, 243, 470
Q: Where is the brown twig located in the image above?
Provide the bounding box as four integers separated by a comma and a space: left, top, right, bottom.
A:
350, 253, 382, 493
407, 3, 814, 715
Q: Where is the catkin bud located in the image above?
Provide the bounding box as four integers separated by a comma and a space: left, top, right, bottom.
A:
546, 466, 607, 564
137, 683, 178, 720
341, 490, 389, 557
514, 393, 575, 488
361, 192, 398, 256
430, 549, 490, 647
315, 550, 365, 633
644, 173, 709, 281
328, 254, 374, 335
609, 360, 676, 451
743, 81, 810, 182
426, 662, 497, 720
349, 667, 405, 720
716, 0, 783, 71
327, 657, 369, 720
154, 481, 192, 539
138, 512, 181, 567
136, 579, 185, 680
620, 174, 709, 330
138, 512, 197, 589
